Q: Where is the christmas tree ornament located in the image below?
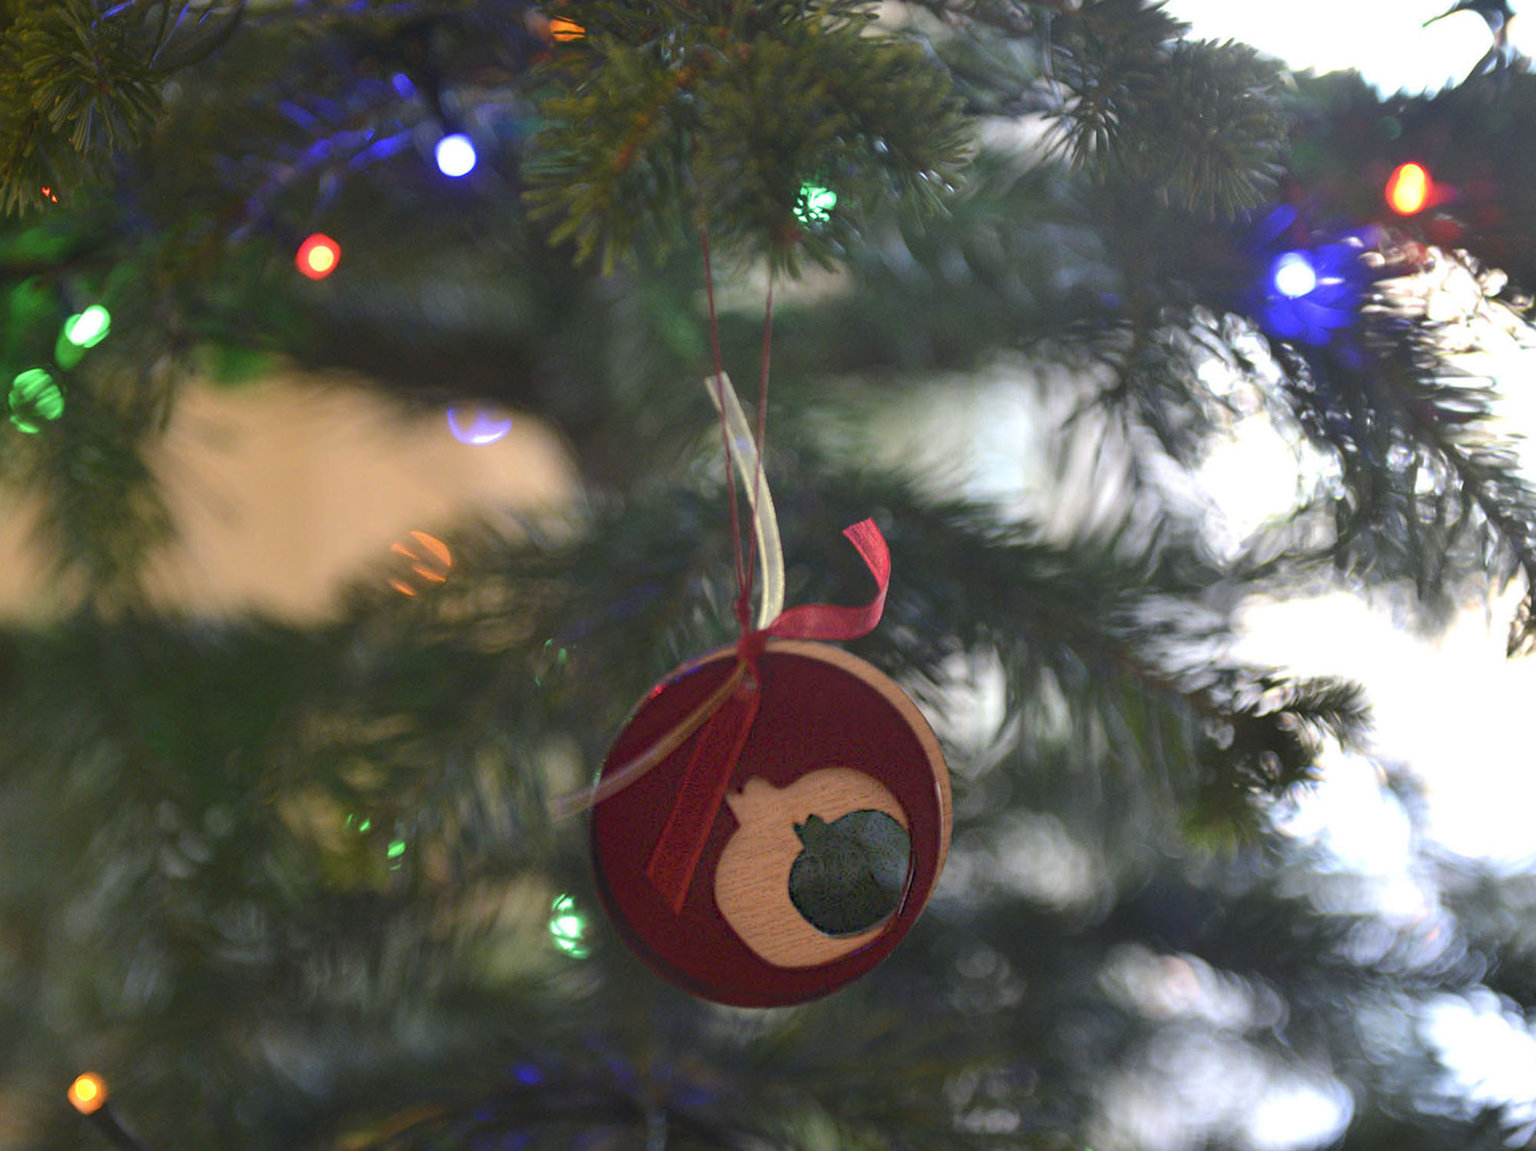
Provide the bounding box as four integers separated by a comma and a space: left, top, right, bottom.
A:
591, 635, 949, 1005
566, 376, 950, 1007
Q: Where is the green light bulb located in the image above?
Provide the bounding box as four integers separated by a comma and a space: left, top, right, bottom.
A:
62, 305, 111, 349
794, 183, 838, 226
8, 368, 64, 434
548, 893, 590, 958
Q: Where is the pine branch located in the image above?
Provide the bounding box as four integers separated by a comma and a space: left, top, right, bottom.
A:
1257, 282, 1536, 651
0, 0, 166, 214
755, 468, 1371, 841
524, 0, 972, 273
1046, 0, 1285, 218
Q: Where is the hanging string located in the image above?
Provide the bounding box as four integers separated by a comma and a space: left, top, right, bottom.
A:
706, 375, 784, 630
698, 226, 750, 615
544, 239, 885, 829
736, 268, 775, 636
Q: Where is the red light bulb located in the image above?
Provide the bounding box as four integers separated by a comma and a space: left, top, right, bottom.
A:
296, 233, 341, 280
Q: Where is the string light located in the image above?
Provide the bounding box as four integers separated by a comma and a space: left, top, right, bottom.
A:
1386, 162, 1433, 216
66, 1071, 147, 1151
794, 183, 838, 226
1259, 240, 1371, 347
296, 233, 341, 280
389, 530, 453, 596
447, 405, 513, 445
434, 133, 478, 178
68, 1073, 108, 1115
63, 305, 112, 349
55, 305, 112, 369
9, 368, 65, 434
1271, 251, 1318, 299
533, 638, 569, 687
548, 893, 590, 958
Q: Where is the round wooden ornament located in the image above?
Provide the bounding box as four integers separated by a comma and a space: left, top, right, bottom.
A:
591, 638, 951, 1007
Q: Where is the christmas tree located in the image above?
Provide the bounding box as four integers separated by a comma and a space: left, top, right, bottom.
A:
4, 1, 1536, 1147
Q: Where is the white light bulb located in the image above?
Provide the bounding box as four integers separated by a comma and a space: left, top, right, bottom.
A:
435, 133, 477, 178
1272, 251, 1318, 299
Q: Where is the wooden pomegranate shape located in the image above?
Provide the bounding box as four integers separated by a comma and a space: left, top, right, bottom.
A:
714, 769, 910, 967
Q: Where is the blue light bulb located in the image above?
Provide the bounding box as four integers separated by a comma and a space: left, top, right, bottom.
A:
1271, 251, 1318, 299
435, 133, 477, 178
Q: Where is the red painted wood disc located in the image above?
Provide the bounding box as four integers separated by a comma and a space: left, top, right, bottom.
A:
591, 639, 951, 1007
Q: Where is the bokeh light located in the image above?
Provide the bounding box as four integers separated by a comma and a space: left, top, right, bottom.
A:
296, 233, 341, 280
67, 1072, 107, 1115
548, 893, 590, 958
1386, 161, 1434, 215
1251, 208, 1374, 348
62, 305, 112, 349
447, 406, 514, 445
388, 530, 453, 596
434, 133, 478, 178
8, 368, 65, 434
1271, 251, 1318, 299
794, 183, 838, 226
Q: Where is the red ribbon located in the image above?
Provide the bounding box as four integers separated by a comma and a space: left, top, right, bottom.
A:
642, 519, 891, 912
759, 517, 890, 642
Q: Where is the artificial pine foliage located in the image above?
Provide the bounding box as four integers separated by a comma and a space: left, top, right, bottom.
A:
4, 1, 1536, 1148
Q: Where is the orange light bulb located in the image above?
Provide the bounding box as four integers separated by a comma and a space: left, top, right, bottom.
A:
1386, 162, 1433, 216
548, 16, 585, 40
389, 530, 453, 596
68, 1072, 108, 1115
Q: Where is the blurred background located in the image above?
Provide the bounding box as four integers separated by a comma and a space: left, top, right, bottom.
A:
5, 1, 1536, 1148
